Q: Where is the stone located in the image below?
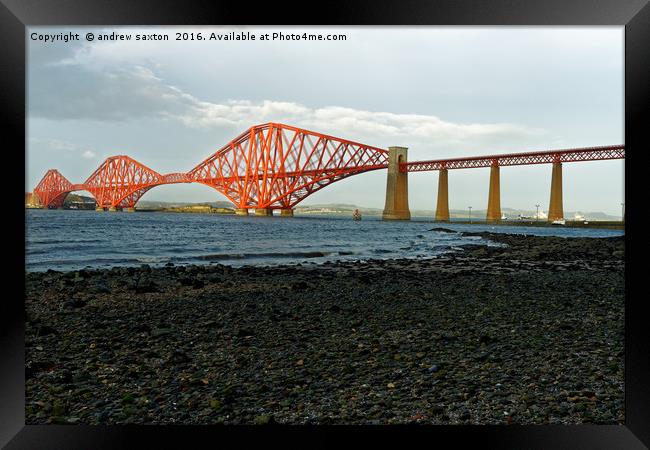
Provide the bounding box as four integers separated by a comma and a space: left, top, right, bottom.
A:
254, 414, 275, 425
63, 299, 87, 308
36, 325, 58, 336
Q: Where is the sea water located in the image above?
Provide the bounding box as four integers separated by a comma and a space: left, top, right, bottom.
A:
25, 209, 624, 272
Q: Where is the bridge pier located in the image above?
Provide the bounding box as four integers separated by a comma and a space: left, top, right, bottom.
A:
125, 207, 136, 213
382, 146, 411, 221
486, 163, 501, 223
548, 161, 563, 221
435, 168, 450, 222
255, 208, 273, 216
235, 208, 249, 216
95, 206, 104, 211
280, 208, 294, 217
108, 206, 118, 212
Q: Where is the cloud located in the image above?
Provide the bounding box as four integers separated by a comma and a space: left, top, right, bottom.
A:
29, 138, 78, 152
178, 100, 542, 147
29, 60, 544, 153
29, 137, 98, 160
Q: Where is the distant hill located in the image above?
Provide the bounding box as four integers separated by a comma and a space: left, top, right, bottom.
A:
137, 200, 234, 209
25, 193, 620, 220
65, 193, 96, 204
296, 204, 621, 220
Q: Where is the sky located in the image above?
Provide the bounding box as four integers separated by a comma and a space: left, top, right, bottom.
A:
27, 26, 624, 215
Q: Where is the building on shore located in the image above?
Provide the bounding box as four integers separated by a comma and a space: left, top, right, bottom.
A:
25, 192, 41, 208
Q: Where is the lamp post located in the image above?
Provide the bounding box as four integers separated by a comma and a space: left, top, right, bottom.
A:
535, 204, 540, 222
468, 206, 472, 224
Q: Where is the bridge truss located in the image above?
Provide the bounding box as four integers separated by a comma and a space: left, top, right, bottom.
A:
32, 123, 389, 210
403, 145, 625, 172
32, 125, 624, 210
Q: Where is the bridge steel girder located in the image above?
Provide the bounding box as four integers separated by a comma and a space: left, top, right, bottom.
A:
33, 169, 75, 208
31, 124, 390, 211
82, 156, 197, 209
403, 145, 625, 172
83, 155, 164, 209
187, 123, 389, 210
30, 124, 624, 213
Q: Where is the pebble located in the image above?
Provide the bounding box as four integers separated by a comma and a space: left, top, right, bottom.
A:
24, 231, 624, 425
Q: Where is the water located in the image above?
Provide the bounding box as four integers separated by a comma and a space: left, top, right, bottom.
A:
25, 210, 624, 272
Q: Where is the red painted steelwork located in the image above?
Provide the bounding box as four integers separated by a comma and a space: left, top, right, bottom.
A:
31, 123, 624, 210
33, 169, 75, 208
403, 145, 625, 172
187, 123, 389, 209
32, 123, 389, 209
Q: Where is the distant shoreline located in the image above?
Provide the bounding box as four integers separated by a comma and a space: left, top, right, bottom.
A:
26, 207, 624, 230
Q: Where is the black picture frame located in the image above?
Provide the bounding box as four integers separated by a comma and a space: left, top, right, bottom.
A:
2, 0, 648, 448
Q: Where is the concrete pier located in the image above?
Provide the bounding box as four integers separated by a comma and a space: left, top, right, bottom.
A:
486, 164, 501, 223
95, 206, 104, 211
108, 206, 118, 212
255, 208, 273, 216
548, 162, 563, 221
280, 208, 294, 217
382, 146, 411, 220
435, 168, 450, 222
235, 208, 249, 216
125, 207, 136, 213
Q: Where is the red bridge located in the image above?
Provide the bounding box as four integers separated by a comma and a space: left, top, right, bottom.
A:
32, 123, 624, 222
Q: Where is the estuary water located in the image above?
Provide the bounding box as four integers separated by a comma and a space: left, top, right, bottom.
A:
25, 209, 624, 272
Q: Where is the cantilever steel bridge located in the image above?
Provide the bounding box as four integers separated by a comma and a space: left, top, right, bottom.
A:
32, 122, 625, 214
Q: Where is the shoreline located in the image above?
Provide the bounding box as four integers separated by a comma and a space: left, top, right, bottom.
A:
25, 231, 624, 425
26, 208, 624, 230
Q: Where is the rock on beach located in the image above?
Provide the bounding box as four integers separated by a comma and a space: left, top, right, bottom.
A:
24, 232, 625, 425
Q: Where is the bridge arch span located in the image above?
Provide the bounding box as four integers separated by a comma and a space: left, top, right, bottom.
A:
31, 123, 623, 219
187, 123, 389, 209
130, 180, 235, 210
32, 124, 390, 210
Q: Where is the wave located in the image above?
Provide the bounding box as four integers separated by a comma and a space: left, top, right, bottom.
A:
135, 256, 172, 263
27, 254, 173, 268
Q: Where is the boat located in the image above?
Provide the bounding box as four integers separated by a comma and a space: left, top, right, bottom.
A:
352, 208, 362, 221
551, 218, 566, 226
501, 213, 508, 220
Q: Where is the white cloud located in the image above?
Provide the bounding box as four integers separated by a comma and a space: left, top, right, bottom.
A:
30, 59, 544, 153
29, 137, 98, 160
180, 99, 543, 145
30, 138, 77, 152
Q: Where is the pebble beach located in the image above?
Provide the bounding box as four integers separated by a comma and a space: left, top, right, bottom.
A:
25, 230, 625, 425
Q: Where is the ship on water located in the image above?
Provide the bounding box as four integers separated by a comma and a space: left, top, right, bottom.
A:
352, 208, 362, 221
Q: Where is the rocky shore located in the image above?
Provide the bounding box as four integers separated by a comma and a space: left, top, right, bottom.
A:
25, 231, 625, 425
